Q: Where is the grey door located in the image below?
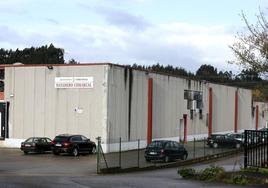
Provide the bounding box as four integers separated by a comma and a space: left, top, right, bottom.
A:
0, 102, 9, 140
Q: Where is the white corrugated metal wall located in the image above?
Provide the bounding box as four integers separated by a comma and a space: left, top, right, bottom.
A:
3, 65, 109, 147
106, 66, 253, 152
0, 64, 256, 151
252, 102, 268, 129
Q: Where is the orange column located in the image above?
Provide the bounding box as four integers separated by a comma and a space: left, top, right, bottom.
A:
208, 87, 213, 137
234, 90, 238, 133
0, 92, 4, 100
147, 78, 153, 145
256, 105, 259, 130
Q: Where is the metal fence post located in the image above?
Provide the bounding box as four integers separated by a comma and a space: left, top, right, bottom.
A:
96, 136, 101, 174
203, 137, 206, 157
138, 139, 140, 168
119, 137, 121, 168
244, 130, 248, 168
193, 138, 196, 159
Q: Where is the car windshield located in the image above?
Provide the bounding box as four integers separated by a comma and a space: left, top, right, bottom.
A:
226, 133, 243, 139
25, 138, 33, 142
234, 134, 242, 139
33, 138, 40, 142
148, 141, 164, 148
54, 136, 69, 142
46, 138, 52, 142
212, 135, 224, 139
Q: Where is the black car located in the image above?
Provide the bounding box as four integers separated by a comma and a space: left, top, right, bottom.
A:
255, 128, 268, 143
144, 140, 188, 163
51, 134, 96, 156
226, 133, 244, 143
207, 133, 243, 149
20, 137, 52, 154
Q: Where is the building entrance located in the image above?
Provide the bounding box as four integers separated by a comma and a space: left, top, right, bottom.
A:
0, 102, 9, 140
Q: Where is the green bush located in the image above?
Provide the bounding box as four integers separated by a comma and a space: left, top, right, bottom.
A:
259, 168, 268, 175
177, 168, 196, 178
199, 165, 225, 182
231, 175, 249, 185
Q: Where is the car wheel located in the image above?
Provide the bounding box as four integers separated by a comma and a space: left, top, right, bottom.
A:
236, 143, 241, 149
72, 148, 79, 157
90, 146, 96, 154
23, 151, 28, 154
145, 158, 150, 162
164, 155, 170, 163
53, 151, 59, 155
213, 143, 218, 148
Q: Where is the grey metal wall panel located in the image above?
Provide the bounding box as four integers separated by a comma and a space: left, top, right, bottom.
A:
107, 66, 253, 148
13, 68, 26, 138
253, 102, 268, 129
4, 68, 14, 137
33, 68, 46, 137
210, 84, 236, 133
44, 68, 57, 138
5, 64, 254, 152
5, 65, 108, 141
238, 89, 252, 130
150, 74, 207, 139
107, 66, 148, 143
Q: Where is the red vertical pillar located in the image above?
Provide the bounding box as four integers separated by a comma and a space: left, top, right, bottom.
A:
147, 78, 153, 145
256, 105, 259, 130
208, 87, 213, 137
234, 90, 238, 133
183, 114, 187, 143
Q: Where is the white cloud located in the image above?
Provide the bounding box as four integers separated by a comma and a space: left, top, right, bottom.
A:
0, 0, 30, 13
0, 20, 238, 72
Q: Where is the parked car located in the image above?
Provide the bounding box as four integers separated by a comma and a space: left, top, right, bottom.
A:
20, 137, 52, 154
207, 133, 243, 149
226, 133, 244, 143
144, 140, 188, 163
51, 134, 96, 156
255, 128, 268, 143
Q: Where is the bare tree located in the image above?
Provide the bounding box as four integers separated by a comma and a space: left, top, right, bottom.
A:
230, 9, 268, 74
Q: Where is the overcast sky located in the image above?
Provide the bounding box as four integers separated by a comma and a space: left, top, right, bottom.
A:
0, 0, 267, 72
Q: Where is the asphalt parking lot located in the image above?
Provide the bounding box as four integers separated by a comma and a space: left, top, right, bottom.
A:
100, 140, 237, 170
0, 149, 250, 188
0, 148, 97, 176
0, 141, 238, 177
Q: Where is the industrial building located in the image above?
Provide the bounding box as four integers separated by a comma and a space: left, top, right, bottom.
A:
0, 63, 263, 152
252, 101, 268, 130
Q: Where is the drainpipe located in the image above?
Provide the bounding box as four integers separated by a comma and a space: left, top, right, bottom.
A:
183, 114, 187, 143
234, 89, 238, 133
208, 87, 213, 137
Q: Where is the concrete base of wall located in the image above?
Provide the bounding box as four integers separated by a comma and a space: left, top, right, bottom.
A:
0, 138, 24, 148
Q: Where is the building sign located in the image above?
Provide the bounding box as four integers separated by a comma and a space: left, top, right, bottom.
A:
55, 77, 94, 88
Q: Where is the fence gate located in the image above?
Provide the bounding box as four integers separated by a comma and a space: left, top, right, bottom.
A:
244, 130, 268, 168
